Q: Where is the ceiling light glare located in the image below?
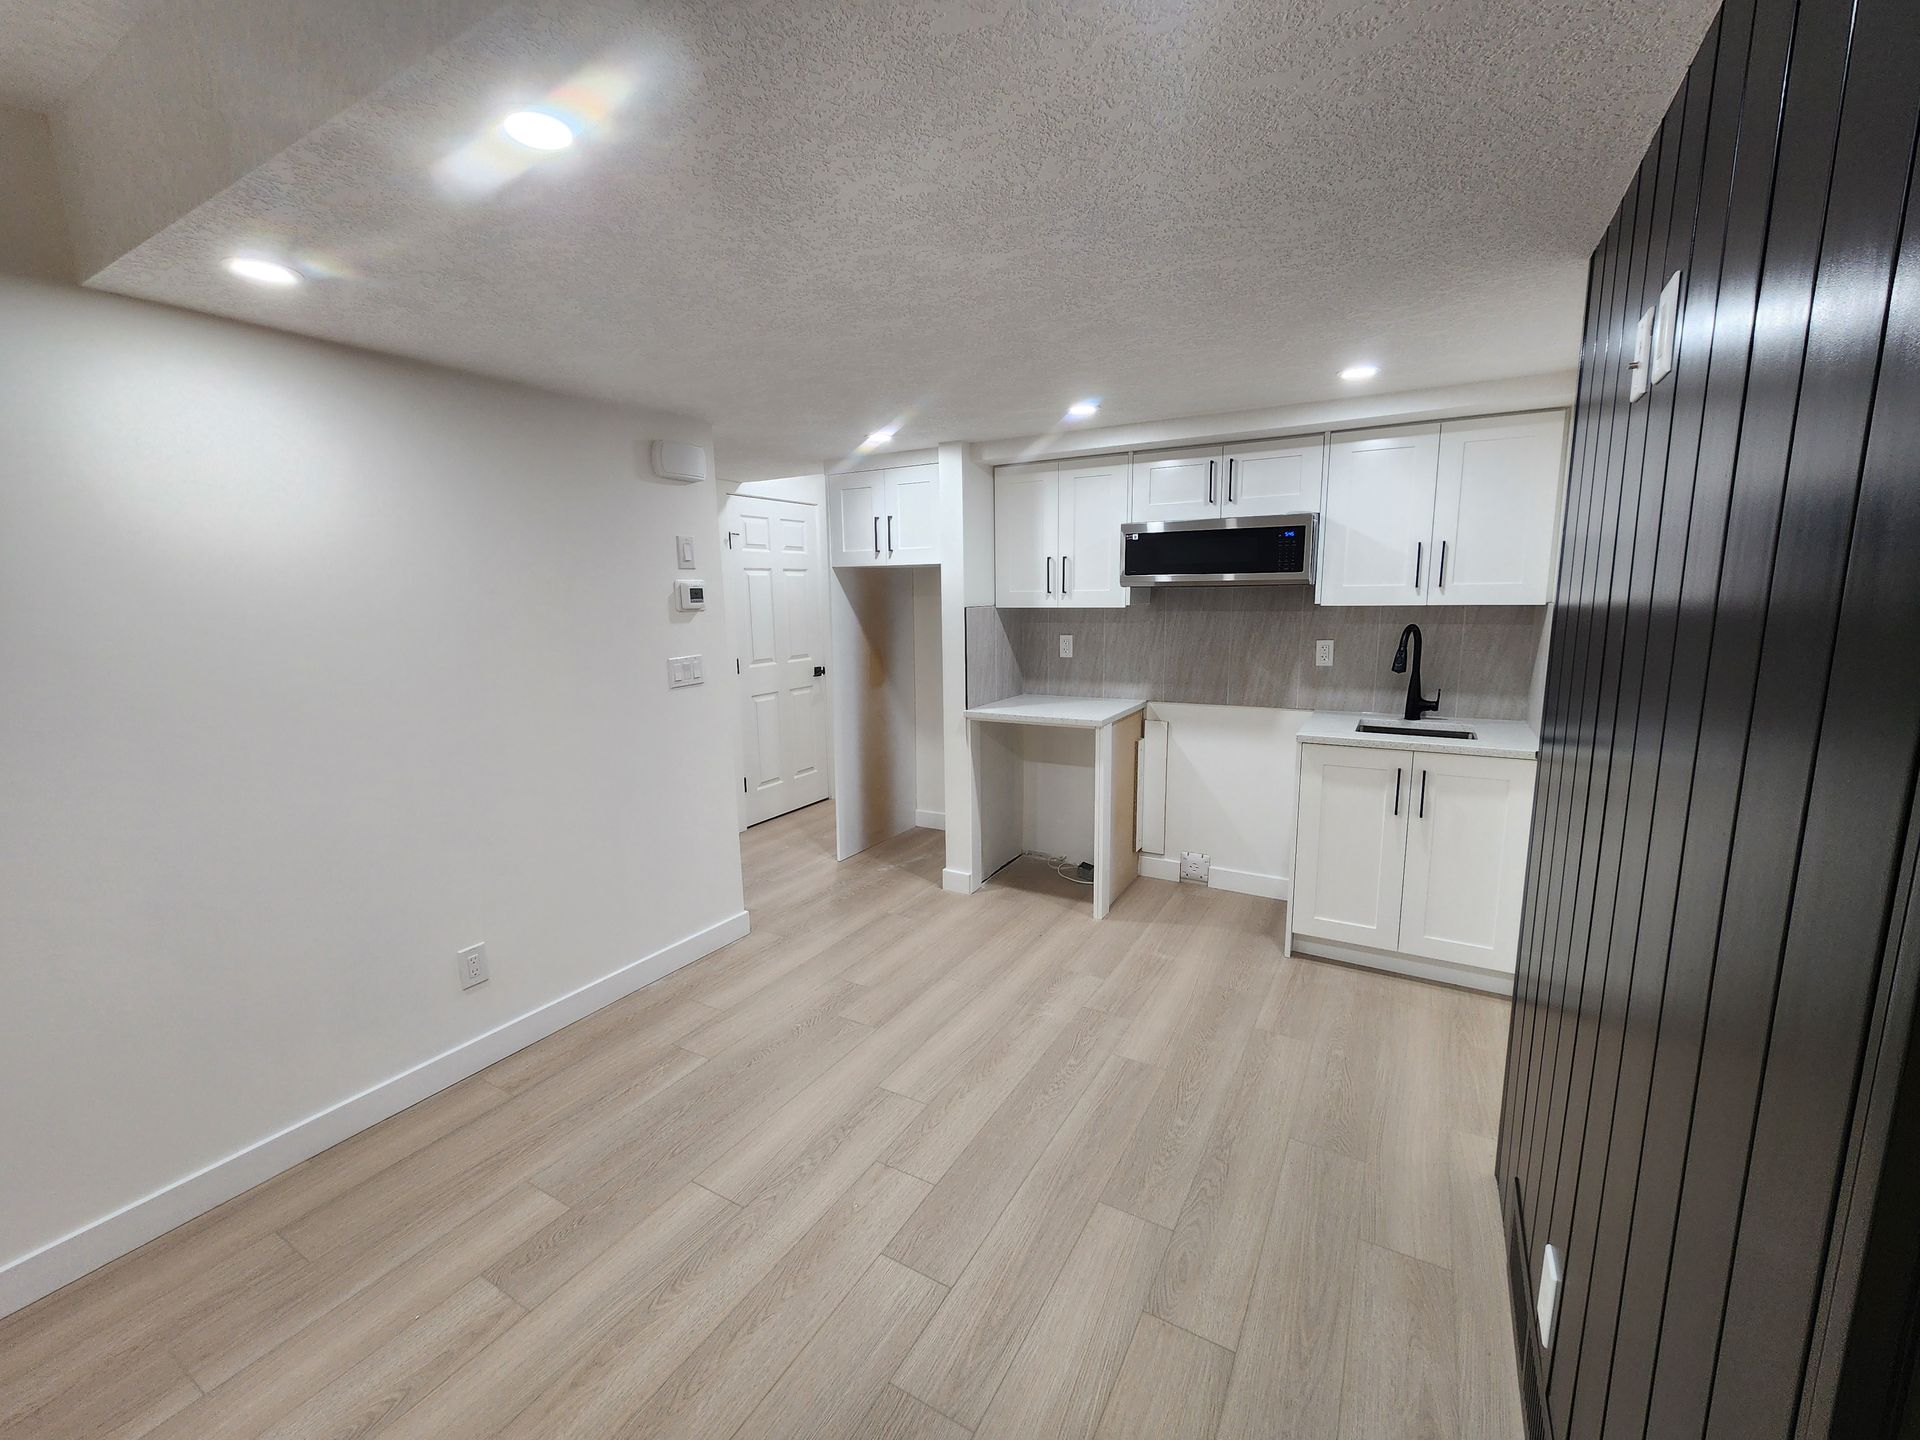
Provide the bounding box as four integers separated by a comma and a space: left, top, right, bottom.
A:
224, 256, 302, 287
1065, 399, 1100, 420
502, 109, 576, 151
1339, 363, 1380, 382
860, 427, 897, 451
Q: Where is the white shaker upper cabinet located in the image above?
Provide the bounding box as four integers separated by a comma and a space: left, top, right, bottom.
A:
1397, 752, 1535, 972
994, 462, 1060, 607
1222, 435, 1324, 517
1058, 457, 1131, 607
828, 469, 888, 568
1430, 413, 1563, 605
884, 463, 941, 565
1291, 743, 1411, 951
1318, 423, 1441, 606
1129, 446, 1222, 524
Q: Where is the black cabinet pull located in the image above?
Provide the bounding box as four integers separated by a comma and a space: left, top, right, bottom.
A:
1393, 768, 1401, 816
1414, 540, 1424, 590
1062, 555, 1070, 594
1438, 540, 1448, 590
1419, 770, 1428, 817
887, 515, 894, 555
1227, 457, 1237, 504
1208, 459, 1216, 505
872, 516, 880, 557
1046, 556, 1053, 594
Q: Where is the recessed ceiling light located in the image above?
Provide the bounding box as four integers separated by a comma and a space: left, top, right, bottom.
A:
502, 109, 575, 151
859, 427, 897, 451
223, 256, 302, 287
1339, 363, 1380, 382
1065, 399, 1100, 420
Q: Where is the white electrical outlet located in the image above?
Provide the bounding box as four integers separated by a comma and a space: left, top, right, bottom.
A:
1059, 634, 1074, 658
1179, 851, 1211, 883
1315, 639, 1334, 667
1537, 1243, 1563, 1348
457, 942, 488, 990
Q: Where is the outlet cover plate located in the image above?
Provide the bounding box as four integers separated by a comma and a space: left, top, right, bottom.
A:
1179, 851, 1211, 883
1315, 639, 1334, 667
458, 942, 488, 990
1059, 634, 1073, 658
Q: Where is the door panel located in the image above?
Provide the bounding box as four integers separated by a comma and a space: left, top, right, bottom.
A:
827, 472, 884, 567
1399, 754, 1534, 971
1292, 744, 1410, 949
725, 493, 831, 827
1432, 413, 1564, 604
1319, 425, 1439, 605
1223, 436, 1323, 516
1058, 456, 1130, 608
886, 463, 941, 565
994, 463, 1059, 607
1129, 446, 1221, 524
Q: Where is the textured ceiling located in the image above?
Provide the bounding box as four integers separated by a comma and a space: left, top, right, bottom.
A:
0, 0, 163, 108
86, 0, 1718, 477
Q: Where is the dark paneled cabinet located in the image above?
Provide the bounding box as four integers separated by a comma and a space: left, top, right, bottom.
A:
1497, 0, 1920, 1435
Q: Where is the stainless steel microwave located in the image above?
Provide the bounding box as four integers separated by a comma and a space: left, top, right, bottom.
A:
1120, 513, 1317, 587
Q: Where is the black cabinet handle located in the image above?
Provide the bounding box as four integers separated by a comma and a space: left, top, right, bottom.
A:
1419, 770, 1428, 818
1208, 459, 1216, 505
887, 514, 894, 555
1438, 540, 1448, 590
1414, 541, 1424, 590
1227, 457, 1237, 504
1062, 555, 1070, 594
872, 517, 880, 557
1046, 556, 1053, 594
1393, 768, 1401, 816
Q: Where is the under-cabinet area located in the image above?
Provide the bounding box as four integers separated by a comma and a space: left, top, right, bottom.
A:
989, 407, 1565, 608
829, 564, 943, 861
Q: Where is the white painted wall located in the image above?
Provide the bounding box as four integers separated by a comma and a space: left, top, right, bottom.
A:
1140, 703, 1311, 897
913, 568, 944, 826
0, 104, 71, 281
0, 278, 746, 1311
939, 441, 996, 890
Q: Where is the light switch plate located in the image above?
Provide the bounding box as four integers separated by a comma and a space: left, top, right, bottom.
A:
1630, 308, 1654, 400
1315, 639, 1334, 667
1059, 634, 1073, 658
668, 654, 704, 688
1652, 271, 1681, 383
675, 535, 696, 569
1537, 1243, 1563, 1348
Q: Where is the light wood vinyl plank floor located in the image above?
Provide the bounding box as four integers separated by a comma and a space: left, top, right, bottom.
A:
0, 800, 1524, 1439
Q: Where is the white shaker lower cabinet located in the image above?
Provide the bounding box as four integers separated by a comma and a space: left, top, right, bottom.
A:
1292, 744, 1410, 949
1292, 740, 1536, 989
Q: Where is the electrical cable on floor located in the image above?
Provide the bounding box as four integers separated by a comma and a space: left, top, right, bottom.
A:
1025, 851, 1095, 886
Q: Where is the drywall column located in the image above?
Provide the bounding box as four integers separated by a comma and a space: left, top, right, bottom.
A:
939, 441, 994, 891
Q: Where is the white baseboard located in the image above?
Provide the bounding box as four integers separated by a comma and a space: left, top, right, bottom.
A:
942, 867, 978, 894
0, 909, 751, 1321
1290, 934, 1514, 996
915, 809, 947, 831
1136, 854, 1288, 901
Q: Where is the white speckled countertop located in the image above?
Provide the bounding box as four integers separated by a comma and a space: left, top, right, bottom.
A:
1297, 711, 1540, 760
964, 694, 1149, 729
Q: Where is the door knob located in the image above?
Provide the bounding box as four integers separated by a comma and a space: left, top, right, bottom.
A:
813, 665, 826, 677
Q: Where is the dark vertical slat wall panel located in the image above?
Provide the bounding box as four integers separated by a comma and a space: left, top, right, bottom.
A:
1497, 0, 1920, 1432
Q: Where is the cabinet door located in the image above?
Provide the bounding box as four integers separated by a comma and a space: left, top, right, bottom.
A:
1430, 412, 1563, 605
828, 471, 885, 567
1222, 435, 1324, 517
1292, 744, 1411, 950
1399, 753, 1535, 972
885, 463, 941, 565
994, 463, 1059, 607
1057, 455, 1131, 608
1318, 424, 1440, 606
1129, 446, 1222, 523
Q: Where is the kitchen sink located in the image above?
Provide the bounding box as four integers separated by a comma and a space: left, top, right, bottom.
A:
1357, 719, 1478, 740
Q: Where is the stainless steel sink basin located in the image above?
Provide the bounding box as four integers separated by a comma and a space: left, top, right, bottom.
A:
1357, 719, 1478, 740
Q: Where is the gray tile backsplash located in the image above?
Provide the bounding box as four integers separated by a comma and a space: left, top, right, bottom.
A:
971, 589, 1545, 720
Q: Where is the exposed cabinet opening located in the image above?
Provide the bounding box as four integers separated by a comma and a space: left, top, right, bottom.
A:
829, 564, 944, 859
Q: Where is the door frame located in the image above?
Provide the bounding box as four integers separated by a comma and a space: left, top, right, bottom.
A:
720, 477, 835, 830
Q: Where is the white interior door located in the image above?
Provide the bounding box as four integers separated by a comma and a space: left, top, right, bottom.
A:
1058, 455, 1130, 607
1318, 424, 1440, 606
1431, 412, 1563, 605
827, 471, 884, 567
885, 463, 942, 565
724, 493, 831, 828
1223, 435, 1324, 516
1399, 753, 1534, 972
994, 463, 1059, 607
1292, 743, 1411, 950
1129, 446, 1222, 523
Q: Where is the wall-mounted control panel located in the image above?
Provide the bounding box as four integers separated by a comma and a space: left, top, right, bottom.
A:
675, 578, 707, 611
668, 654, 704, 688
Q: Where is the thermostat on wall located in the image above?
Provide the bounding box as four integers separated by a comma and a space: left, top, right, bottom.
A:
675, 578, 707, 611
